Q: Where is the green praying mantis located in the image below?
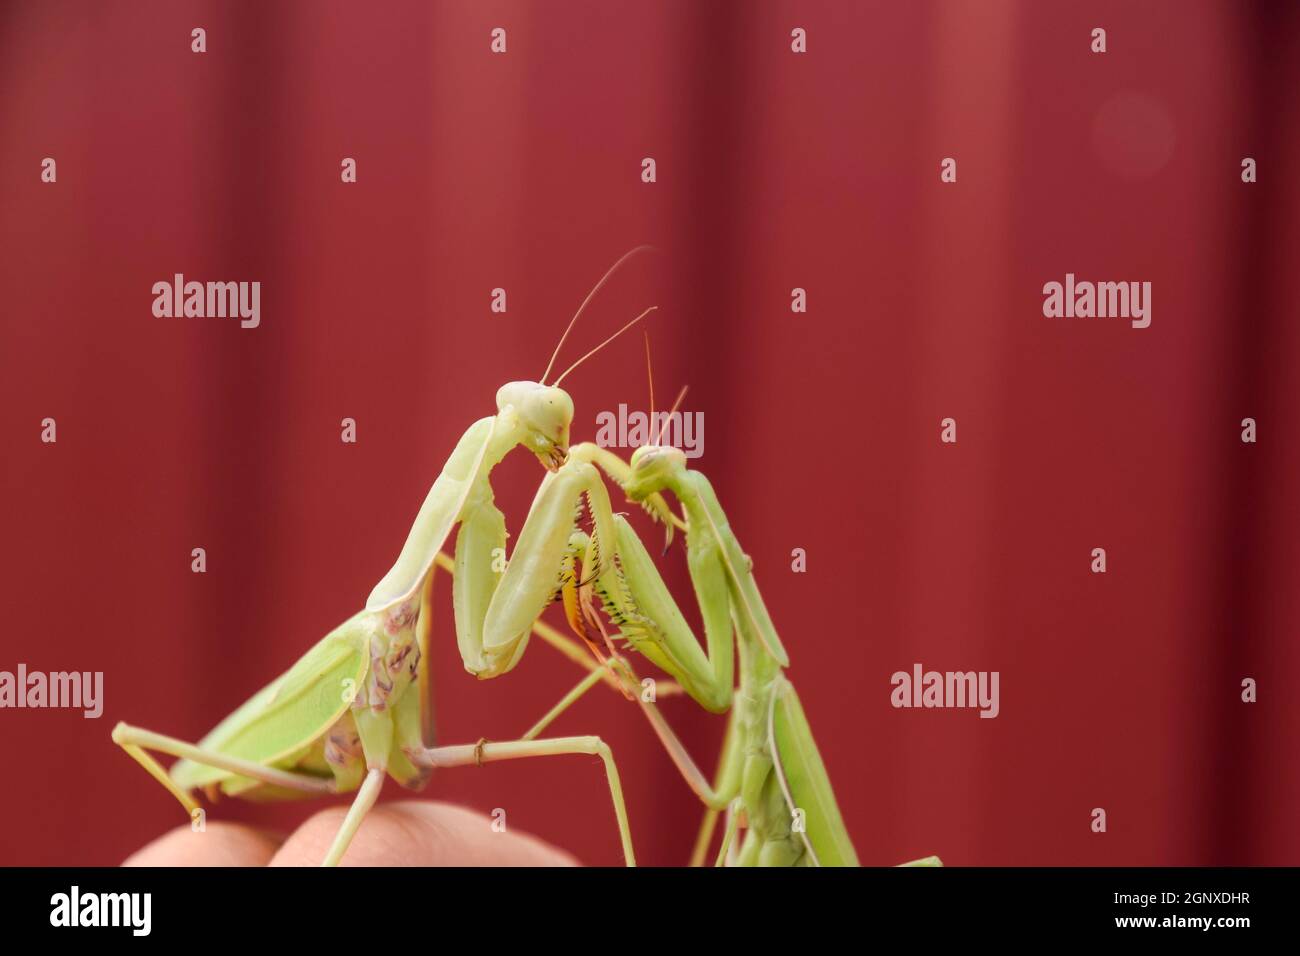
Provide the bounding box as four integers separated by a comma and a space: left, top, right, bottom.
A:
112, 248, 941, 868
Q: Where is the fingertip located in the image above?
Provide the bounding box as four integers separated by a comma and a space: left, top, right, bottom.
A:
270, 801, 579, 867
123, 821, 284, 867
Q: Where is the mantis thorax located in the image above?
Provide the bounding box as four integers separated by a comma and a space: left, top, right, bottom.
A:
354, 602, 421, 714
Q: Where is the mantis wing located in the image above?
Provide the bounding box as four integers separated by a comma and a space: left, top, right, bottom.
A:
771, 680, 860, 867
170, 612, 371, 791
366, 416, 496, 612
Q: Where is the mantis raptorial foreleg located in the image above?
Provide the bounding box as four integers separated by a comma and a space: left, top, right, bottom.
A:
548, 464, 748, 810
415, 428, 803, 862
364, 249, 662, 681
457, 458, 622, 677
563, 444, 687, 547
594, 518, 737, 714
562, 437, 893, 865
430, 551, 632, 695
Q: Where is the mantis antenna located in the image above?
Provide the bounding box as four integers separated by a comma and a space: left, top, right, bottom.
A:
552, 307, 658, 387
654, 384, 689, 446
542, 244, 657, 385
644, 331, 656, 426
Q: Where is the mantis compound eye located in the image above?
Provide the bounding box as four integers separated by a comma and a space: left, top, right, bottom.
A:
528, 386, 574, 435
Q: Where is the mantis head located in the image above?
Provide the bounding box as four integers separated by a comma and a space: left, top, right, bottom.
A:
624, 376, 689, 499
497, 381, 573, 471
624, 443, 687, 499
530, 246, 658, 470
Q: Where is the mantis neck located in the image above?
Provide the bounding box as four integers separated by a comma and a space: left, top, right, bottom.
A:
469, 411, 531, 504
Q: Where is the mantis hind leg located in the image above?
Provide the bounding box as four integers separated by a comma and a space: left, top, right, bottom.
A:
115, 740, 201, 816
713, 797, 745, 866
111, 722, 336, 813
688, 706, 744, 864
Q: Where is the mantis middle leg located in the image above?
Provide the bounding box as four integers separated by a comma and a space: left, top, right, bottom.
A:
409, 735, 635, 866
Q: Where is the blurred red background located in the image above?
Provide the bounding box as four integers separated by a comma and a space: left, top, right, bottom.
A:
1, 0, 1296, 866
